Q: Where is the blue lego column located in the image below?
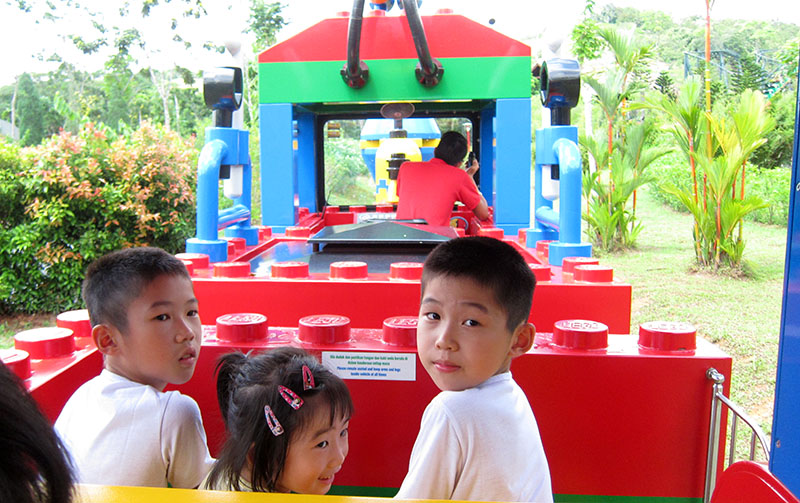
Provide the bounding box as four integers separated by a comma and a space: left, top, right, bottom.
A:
224, 130, 259, 245
494, 98, 531, 234
770, 69, 800, 494
185, 137, 229, 262
296, 112, 317, 212
479, 107, 495, 207
260, 103, 297, 232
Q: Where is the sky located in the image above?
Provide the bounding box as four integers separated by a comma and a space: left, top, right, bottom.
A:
1, 0, 799, 87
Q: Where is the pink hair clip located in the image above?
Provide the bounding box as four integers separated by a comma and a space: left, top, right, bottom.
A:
278, 385, 304, 410
264, 405, 284, 436
302, 365, 315, 391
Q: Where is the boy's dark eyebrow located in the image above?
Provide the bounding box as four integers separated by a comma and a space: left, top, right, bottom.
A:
420, 297, 489, 313
148, 298, 198, 309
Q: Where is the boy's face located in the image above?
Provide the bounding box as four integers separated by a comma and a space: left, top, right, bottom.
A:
276, 403, 350, 495
101, 274, 201, 391
417, 275, 531, 392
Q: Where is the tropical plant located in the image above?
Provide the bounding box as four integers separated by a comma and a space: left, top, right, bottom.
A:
638, 88, 775, 268
579, 25, 663, 251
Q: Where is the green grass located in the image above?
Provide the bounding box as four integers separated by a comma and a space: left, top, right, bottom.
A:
597, 187, 785, 461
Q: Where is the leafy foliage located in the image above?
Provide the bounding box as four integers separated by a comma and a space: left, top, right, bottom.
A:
0, 122, 197, 314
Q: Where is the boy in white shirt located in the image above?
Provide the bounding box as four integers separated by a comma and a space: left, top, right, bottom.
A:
395, 236, 553, 502
55, 247, 214, 488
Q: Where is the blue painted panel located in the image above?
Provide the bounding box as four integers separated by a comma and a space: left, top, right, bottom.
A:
480, 106, 495, 207
770, 68, 800, 494
494, 98, 531, 233
296, 112, 317, 212
260, 103, 297, 228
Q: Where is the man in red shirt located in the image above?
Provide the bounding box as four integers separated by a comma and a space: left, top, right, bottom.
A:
395, 131, 489, 227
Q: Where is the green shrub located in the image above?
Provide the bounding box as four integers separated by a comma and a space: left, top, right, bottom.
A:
0, 122, 197, 314
651, 156, 791, 226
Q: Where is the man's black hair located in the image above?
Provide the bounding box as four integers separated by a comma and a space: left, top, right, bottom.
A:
433, 131, 469, 167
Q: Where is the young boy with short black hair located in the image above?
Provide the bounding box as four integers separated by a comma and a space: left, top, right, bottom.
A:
395, 236, 553, 502
55, 247, 213, 488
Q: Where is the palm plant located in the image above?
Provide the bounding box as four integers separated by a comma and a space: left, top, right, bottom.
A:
641, 88, 774, 268
579, 26, 663, 251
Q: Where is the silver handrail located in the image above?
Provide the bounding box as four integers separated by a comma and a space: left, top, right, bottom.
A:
703, 367, 771, 503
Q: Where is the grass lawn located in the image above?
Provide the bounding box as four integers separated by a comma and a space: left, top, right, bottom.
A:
0, 187, 787, 460
597, 186, 786, 458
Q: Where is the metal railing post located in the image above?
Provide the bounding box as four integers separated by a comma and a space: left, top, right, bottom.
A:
704, 367, 726, 503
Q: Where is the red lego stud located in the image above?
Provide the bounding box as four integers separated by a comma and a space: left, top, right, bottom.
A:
382, 316, 418, 347
226, 240, 236, 257
175, 252, 210, 269
330, 261, 369, 280
518, 228, 528, 245
638, 321, 697, 352
14, 327, 76, 359
574, 264, 613, 283
561, 256, 600, 274
528, 263, 552, 282
324, 206, 340, 214
286, 226, 311, 238
298, 315, 351, 344
389, 262, 423, 281
1, 349, 31, 379
180, 259, 195, 275
478, 227, 504, 239
271, 261, 310, 279
298, 207, 310, 218
225, 237, 247, 253
213, 261, 251, 278
349, 205, 367, 213
258, 226, 273, 240
553, 319, 609, 351
216, 313, 269, 342
536, 240, 555, 259
56, 309, 91, 339
376, 204, 394, 213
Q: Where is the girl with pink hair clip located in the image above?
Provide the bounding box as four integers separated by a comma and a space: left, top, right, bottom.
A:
204, 347, 353, 493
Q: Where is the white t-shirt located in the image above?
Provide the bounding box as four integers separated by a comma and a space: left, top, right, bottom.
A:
54, 369, 214, 488
395, 372, 553, 502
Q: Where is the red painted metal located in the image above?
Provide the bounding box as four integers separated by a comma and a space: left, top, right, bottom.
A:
552, 319, 608, 350
711, 461, 800, 503
56, 309, 91, 339
639, 321, 698, 352
574, 264, 614, 283
258, 15, 530, 64
15, 327, 76, 359
561, 256, 599, 274
1, 348, 32, 379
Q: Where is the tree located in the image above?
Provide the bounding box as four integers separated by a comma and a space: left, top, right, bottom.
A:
654, 71, 676, 98
730, 53, 769, 94
15, 73, 46, 146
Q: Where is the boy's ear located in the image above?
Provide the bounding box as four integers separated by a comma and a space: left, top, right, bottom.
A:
92, 324, 120, 355
509, 322, 535, 357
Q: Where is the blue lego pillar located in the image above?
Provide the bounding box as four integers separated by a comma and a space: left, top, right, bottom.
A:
525, 58, 592, 266
260, 103, 297, 232
770, 57, 800, 494
494, 98, 531, 234
186, 66, 256, 262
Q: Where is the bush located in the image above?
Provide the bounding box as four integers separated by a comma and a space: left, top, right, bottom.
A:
651, 154, 791, 226
749, 92, 797, 169
0, 122, 197, 314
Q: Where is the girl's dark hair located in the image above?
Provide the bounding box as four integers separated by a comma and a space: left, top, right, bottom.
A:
205, 347, 354, 492
0, 362, 75, 503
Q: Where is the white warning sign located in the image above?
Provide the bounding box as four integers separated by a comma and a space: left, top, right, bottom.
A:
322, 351, 416, 381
